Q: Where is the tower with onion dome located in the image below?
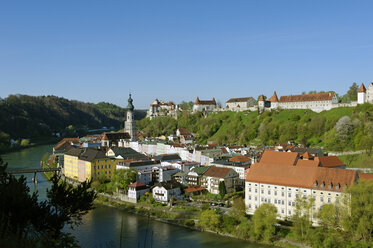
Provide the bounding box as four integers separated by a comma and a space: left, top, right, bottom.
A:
125, 93, 137, 141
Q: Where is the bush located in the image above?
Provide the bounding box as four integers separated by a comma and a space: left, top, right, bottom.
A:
184, 219, 195, 227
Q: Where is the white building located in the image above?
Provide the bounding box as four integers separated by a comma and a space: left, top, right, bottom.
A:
259, 91, 339, 113
147, 99, 178, 119
128, 182, 150, 199
357, 83, 373, 104
245, 151, 358, 223
201, 166, 239, 194
193, 97, 217, 112
225, 97, 256, 111
152, 181, 182, 202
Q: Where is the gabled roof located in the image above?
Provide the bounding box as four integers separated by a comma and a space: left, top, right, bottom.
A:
229, 155, 251, 162
65, 147, 84, 157
204, 166, 232, 178
279, 92, 335, 102
129, 181, 146, 188
316, 156, 345, 168
54, 138, 80, 150
54, 141, 74, 152
268, 92, 279, 102
246, 163, 357, 192
191, 166, 211, 175
195, 97, 216, 105
258, 95, 265, 101
226, 97, 255, 103
258, 150, 299, 166
65, 148, 107, 162
358, 83, 367, 93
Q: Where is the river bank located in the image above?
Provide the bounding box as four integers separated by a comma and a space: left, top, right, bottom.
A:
93, 193, 305, 248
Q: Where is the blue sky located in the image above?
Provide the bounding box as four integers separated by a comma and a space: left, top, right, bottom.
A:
1, 1, 372, 109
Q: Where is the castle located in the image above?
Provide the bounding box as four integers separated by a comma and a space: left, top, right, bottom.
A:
147, 99, 179, 119
259, 91, 340, 113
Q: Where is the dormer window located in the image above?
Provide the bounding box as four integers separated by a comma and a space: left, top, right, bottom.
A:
321, 182, 325, 188
336, 184, 340, 190
314, 181, 318, 187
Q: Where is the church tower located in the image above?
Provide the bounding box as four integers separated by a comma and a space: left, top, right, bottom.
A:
125, 94, 137, 141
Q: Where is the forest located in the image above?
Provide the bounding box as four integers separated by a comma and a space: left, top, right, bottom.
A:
0, 94, 146, 152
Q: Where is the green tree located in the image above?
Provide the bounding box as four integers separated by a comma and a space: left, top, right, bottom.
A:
0, 157, 96, 246
318, 203, 340, 230
199, 209, 221, 231
291, 195, 314, 241
360, 136, 373, 154
342, 179, 373, 242
112, 169, 137, 193
231, 197, 246, 217
218, 181, 226, 199
347, 82, 358, 101
252, 203, 277, 241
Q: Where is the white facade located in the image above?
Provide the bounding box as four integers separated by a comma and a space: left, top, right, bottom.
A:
245, 181, 343, 223
128, 187, 150, 199
152, 185, 182, 202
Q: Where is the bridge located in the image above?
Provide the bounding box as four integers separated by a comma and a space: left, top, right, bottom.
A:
7, 167, 61, 183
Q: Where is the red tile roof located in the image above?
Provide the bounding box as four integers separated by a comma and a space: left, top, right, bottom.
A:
258, 95, 265, 101
268, 91, 279, 102
184, 186, 206, 193
279, 92, 335, 102
246, 163, 357, 192
258, 150, 298, 166
178, 128, 191, 136
229, 155, 251, 162
195, 97, 216, 105
204, 166, 231, 178
129, 181, 146, 188
301, 152, 314, 160
358, 83, 367, 93
316, 156, 345, 168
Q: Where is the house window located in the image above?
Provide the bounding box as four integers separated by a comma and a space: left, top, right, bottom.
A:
248, 196, 251, 200
268, 190, 271, 195
288, 193, 291, 197
320, 196, 324, 202
281, 209, 284, 214
274, 191, 277, 196
261, 189, 264, 194
249, 188, 251, 192
275, 199, 277, 204
288, 201, 291, 206
109, 165, 111, 168
255, 189, 258, 193
328, 198, 331, 203
282, 200, 284, 205
288, 210, 292, 215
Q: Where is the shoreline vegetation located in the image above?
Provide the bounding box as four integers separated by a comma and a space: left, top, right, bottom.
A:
93, 194, 305, 248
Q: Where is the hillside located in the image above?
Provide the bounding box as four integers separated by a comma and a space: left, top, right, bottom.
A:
0, 94, 146, 151
138, 103, 373, 152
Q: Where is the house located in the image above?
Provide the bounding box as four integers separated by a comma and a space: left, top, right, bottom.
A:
176, 128, 191, 137
186, 166, 210, 186
212, 156, 251, 188
259, 91, 339, 113
172, 171, 187, 184
53, 138, 81, 168
128, 182, 150, 200
193, 97, 217, 112
225, 97, 256, 111
116, 160, 160, 171
152, 181, 182, 202
64, 148, 118, 182
101, 132, 131, 147
201, 166, 239, 194
245, 150, 358, 223
315, 156, 346, 169
136, 169, 153, 185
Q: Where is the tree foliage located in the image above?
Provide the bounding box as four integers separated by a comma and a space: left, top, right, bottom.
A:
291, 195, 314, 241
0, 157, 96, 246
198, 209, 221, 231
218, 181, 226, 198
252, 203, 277, 241
112, 169, 137, 192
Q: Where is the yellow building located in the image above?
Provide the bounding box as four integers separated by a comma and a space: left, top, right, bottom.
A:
64, 148, 121, 182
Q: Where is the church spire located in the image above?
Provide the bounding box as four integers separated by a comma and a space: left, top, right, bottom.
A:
126, 93, 134, 111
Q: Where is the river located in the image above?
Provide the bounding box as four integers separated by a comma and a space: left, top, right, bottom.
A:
2, 145, 272, 248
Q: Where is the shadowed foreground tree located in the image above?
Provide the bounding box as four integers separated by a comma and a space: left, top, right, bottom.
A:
0, 157, 96, 247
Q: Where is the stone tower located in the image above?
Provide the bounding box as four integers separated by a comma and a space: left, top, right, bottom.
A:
125, 93, 137, 141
